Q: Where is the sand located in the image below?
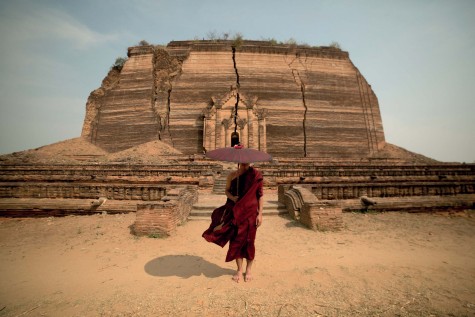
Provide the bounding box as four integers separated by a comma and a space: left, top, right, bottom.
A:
0, 138, 183, 165
0, 207, 474, 316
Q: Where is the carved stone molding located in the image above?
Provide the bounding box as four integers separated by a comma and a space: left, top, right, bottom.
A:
202, 91, 267, 150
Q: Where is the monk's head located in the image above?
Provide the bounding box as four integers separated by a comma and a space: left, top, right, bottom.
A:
238, 163, 250, 172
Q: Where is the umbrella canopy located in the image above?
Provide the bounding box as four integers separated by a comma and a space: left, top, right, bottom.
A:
206, 145, 272, 163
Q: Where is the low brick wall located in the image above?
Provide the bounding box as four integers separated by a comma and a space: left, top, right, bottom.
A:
134, 186, 198, 236
279, 185, 343, 231
0, 182, 166, 200
300, 201, 343, 231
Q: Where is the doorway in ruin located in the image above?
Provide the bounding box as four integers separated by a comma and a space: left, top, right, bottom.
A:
202, 90, 267, 151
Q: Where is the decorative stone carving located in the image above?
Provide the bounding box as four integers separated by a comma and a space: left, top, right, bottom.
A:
202, 89, 266, 150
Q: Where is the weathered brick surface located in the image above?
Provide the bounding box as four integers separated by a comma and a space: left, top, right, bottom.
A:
83, 40, 386, 160
272, 164, 475, 199
280, 185, 343, 231
340, 194, 475, 213
0, 182, 166, 200
82, 45, 158, 152
0, 163, 203, 217
282, 188, 302, 219
135, 202, 178, 236
300, 202, 343, 231
281, 185, 317, 219
134, 186, 198, 236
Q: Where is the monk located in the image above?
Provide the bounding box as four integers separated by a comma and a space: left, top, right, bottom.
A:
202, 163, 264, 283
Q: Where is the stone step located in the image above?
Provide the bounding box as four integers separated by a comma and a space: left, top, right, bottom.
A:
189, 192, 287, 220
188, 207, 289, 221
212, 172, 229, 194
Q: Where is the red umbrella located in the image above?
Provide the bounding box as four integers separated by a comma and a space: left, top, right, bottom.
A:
206, 144, 272, 163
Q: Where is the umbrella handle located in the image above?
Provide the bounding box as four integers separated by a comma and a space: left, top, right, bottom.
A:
237, 163, 239, 199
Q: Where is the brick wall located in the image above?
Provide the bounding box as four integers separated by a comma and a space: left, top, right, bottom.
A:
280, 185, 343, 231
134, 186, 198, 236
300, 202, 343, 231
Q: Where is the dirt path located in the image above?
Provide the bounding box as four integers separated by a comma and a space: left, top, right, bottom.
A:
1, 210, 474, 316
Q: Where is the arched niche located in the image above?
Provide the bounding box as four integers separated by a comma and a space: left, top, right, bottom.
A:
202, 89, 267, 151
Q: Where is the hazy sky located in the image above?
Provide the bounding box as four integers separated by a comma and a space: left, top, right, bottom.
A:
0, 0, 474, 162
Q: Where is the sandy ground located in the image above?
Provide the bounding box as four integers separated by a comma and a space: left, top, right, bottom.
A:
0, 207, 474, 317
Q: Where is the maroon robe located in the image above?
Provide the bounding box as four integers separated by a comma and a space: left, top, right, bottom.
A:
202, 167, 263, 262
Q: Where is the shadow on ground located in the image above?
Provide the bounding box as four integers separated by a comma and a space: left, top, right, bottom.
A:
144, 254, 235, 278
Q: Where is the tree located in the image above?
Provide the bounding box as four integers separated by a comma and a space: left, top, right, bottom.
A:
112, 57, 127, 70
232, 33, 243, 48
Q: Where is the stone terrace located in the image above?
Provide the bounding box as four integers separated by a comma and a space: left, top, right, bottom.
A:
1, 161, 474, 234
0, 163, 219, 220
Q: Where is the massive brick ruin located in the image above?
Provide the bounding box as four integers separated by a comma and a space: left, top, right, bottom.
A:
82, 40, 385, 159
1, 40, 474, 233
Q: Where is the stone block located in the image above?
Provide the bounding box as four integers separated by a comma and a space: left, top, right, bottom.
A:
135, 202, 178, 236
281, 184, 343, 231
133, 186, 198, 236
300, 202, 343, 231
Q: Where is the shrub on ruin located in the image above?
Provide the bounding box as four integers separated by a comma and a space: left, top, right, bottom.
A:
112, 57, 127, 71
232, 33, 243, 48
206, 31, 218, 41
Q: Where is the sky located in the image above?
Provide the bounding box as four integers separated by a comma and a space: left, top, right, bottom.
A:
0, 0, 474, 163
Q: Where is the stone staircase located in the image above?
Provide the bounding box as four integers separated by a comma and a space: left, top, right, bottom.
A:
212, 172, 229, 194
188, 190, 287, 221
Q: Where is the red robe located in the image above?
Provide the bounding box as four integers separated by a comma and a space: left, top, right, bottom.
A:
202, 167, 263, 262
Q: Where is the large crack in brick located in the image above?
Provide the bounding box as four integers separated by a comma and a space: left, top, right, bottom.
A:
152, 47, 185, 146
285, 55, 308, 157
298, 71, 308, 157
231, 46, 240, 137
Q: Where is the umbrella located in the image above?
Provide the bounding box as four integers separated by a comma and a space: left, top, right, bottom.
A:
206, 144, 272, 163
206, 144, 271, 203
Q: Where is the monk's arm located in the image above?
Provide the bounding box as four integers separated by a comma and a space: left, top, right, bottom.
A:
257, 195, 263, 227
225, 172, 238, 202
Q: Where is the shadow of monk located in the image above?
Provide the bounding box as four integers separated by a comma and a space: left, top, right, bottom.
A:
144, 255, 234, 278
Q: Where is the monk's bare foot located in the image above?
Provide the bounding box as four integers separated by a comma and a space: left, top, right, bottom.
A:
244, 272, 253, 282
232, 271, 243, 283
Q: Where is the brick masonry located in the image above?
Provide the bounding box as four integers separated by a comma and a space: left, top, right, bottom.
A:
134, 186, 198, 236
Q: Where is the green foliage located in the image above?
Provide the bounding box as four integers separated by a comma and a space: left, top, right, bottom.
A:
112, 57, 127, 70
204, 31, 235, 42
261, 37, 278, 45
197, 32, 336, 50
285, 37, 297, 46
232, 32, 243, 48
138, 40, 150, 46
261, 37, 313, 48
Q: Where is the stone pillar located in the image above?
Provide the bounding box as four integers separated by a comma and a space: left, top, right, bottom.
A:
257, 109, 267, 152
247, 108, 255, 149
255, 108, 267, 151
242, 122, 248, 148
237, 119, 247, 148
259, 117, 267, 152
223, 119, 231, 147
216, 110, 226, 148
203, 108, 216, 151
